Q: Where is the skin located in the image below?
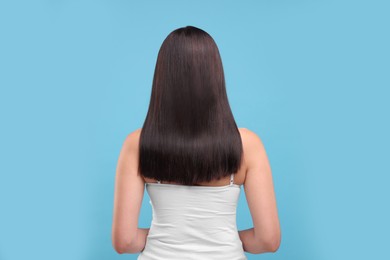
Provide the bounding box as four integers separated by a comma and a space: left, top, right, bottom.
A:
112, 127, 281, 254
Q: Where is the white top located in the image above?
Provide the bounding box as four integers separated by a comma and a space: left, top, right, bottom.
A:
137, 173, 247, 260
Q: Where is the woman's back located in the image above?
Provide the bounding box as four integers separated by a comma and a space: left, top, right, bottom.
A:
138, 173, 246, 259
137, 127, 282, 258
139, 128, 248, 259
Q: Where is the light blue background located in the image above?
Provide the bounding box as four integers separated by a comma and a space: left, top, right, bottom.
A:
0, 0, 389, 259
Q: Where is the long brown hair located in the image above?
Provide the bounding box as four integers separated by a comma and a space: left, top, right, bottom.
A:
139, 25, 243, 185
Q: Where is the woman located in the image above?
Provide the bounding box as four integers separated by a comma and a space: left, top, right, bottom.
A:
112, 26, 281, 259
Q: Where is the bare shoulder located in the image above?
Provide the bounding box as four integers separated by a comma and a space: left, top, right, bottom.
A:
120, 128, 142, 155
238, 127, 269, 178
129, 128, 142, 139
238, 127, 264, 147
238, 127, 267, 158
125, 128, 142, 144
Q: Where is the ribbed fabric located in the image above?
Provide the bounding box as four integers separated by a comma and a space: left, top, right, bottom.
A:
137, 173, 247, 260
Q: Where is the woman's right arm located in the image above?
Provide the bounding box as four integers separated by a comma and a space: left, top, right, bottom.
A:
238, 128, 281, 254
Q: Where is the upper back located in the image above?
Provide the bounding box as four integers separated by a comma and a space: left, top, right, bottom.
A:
142, 127, 252, 187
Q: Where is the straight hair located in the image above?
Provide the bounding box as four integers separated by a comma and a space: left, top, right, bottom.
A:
138, 26, 243, 185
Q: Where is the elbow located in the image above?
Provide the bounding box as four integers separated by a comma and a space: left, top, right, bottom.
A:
112, 237, 135, 254
112, 227, 140, 254
266, 236, 281, 252
113, 242, 129, 254
264, 232, 281, 253
255, 229, 281, 253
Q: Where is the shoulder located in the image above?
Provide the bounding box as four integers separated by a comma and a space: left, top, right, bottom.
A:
238, 127, 265, 149
127, 128, 142, 140
120, 128, 142, 154
238, 127, 268, 167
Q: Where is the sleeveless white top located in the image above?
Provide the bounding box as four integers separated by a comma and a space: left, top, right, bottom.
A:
137, 173, 247, 260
